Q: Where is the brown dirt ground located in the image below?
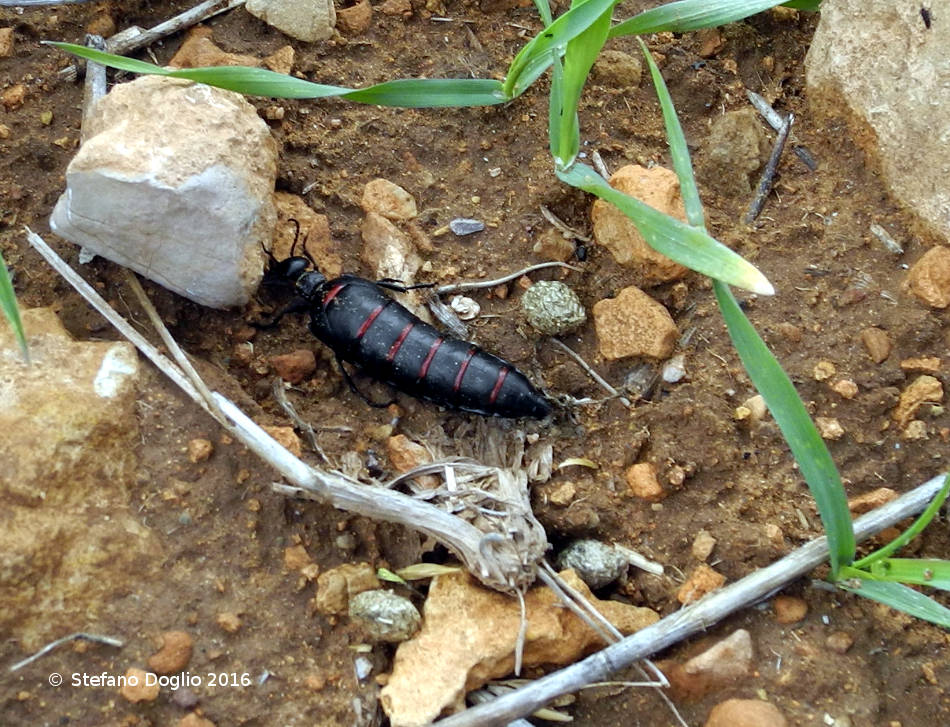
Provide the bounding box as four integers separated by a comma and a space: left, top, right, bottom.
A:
2, 1, 949, 726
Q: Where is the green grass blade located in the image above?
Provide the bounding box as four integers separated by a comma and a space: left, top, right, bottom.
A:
637, 38, 704, 228
713, 280, 854, 576
610, 0, 795, 37
553, 0, 612, 167
558, 163, 773, 294
837, 579, 950, 628
48, 42, 506, 108
0, 250, 28, 363
854, 473, 950, 568
782, 0, 821, 10
549, 52, 565, 163
532, 0, 554, 26
864, 559, 950, 591
503, 0, 617, 99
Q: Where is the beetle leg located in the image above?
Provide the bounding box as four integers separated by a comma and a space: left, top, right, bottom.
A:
335, 355, 396, 409
375, 278, 437, 293
253, 296, 311, 329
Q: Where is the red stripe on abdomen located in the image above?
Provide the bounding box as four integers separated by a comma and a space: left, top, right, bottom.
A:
322, 282, 346, 306
453, 347, 476, 393
488, 367, 510, 405
356, 304, 385, 340
418, 337, 444, 379
386, 323, 415, 362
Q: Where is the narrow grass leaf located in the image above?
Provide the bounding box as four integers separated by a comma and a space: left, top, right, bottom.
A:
48, 42, 506, 107
0, 250, 28, 363
503, 0, 617, 99
532, 0, 554, 26
610, 0, 795, 37
782, 0, 821, 10
854, 473, 950, 568
552, 0, 612, 167
548, 53, 565, 163
837, 579, 950, 629
864, 559, 950, 591
559, 163, 773, 294
638, 38, 703, 228
714, 281, 854, 575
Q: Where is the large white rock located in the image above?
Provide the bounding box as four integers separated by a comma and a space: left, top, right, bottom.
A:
806, 1, 950, 243
50, 75, 278, 309
246, 0, 336, 42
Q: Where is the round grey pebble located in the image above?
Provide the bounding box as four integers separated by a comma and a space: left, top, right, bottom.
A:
521, 280, 586, 336
348, 589, 421, 642
556, 539, 627, 589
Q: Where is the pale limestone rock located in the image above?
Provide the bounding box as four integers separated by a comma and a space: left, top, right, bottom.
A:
807, 0, 950, 244
904, 246, 950, 308
387, 434, 438, 489
0, 308, 159, 649
272, 191, 342, 277
349, 590, 421, 642
591, 165, 688, 284
691, 530, 716, 561
361, 178, 418, 221
380, 570, 657, 726
556, 540, 627, 589
705, 699, 788, 727
683, 629, 753, 682
816, 416, 845, 440
245, 0, 336, 42
50, 76, 277, 309
697, 108, 770, 197
772, 595, 808, 624
592, 286, 678, 360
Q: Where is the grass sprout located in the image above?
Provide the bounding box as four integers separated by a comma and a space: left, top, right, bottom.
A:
0, 250, 28, 363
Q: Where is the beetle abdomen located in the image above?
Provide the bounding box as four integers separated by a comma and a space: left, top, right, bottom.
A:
309, 275, 550, 418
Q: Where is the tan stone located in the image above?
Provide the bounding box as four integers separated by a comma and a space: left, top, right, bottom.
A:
283, 544, 313, 571
900, 356, 941, 374
270, 348, 317, 384
263, 45, 295, 75
813, 360, 836, 381
380, 570, 658, 726
705, 699, 788, 727
532, 227, 575, 262
831, 379, 858, 399
379, 0, 413, 16
361, 178, 418, 221
848, 487, 898, 514
315, 563, 381, 615
825, 631, 854, 654
169, 27, 261, 68
187, 438, 213, 463
120, 668, 160, 703
815, 416, 844, 440
905, 246, 950, 308
387, 434, 438, 489
262, 425, 302, 457
666, 629, 753, 700
772, 595, 808, 624
893, 375, 943, 428
625, 462, 665, 501
1, 83, 25, 111
691, 530, 716, 561
591, 165, 688, 284
860, 327, 892, 363
0, 308, 158, 650
0, 27, 14, 58
677, 565, 725, 605
148, 631, 194, 675
273, 191, 342, 277
549, 481, 577, 506
593, 286, 678, 360
216, 611, 242, 633
336, 0, 373, 35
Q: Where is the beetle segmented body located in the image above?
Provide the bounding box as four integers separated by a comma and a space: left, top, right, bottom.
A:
270, 260, 551, 419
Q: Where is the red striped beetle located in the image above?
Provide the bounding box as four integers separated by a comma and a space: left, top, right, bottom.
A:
264, 256, 552, 419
